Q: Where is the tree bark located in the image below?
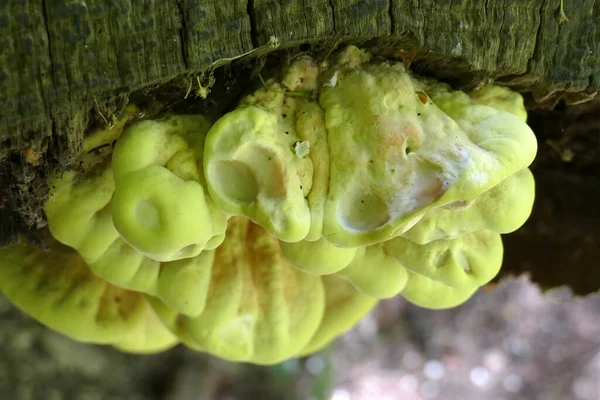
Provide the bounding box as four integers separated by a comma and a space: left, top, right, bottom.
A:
1, 0, 599, 291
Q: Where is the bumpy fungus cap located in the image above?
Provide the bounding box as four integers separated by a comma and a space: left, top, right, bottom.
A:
319, 60, 537, 247
299, 274, 377, 356
45, 116, 225, 317
151, 217, 326, 365
203, 105, 313, 243
279, 238, 357, 275
385, 230, 503, 291
112, 115, 226, 261
403, 168, 535, 244
0, 45, 538, 364
399, 271, 479, 310
0, 238, 177, 351
45, 165, 119, 263
337, 244, 409, 299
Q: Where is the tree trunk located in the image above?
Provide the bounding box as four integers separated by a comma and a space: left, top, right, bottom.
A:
1, 0, 599, 292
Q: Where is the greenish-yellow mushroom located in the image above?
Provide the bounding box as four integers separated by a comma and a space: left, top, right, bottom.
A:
203, 105, 312, 243
299, 274, 377, 356
0, 239, 152, 344
151, 217, 325, 365
112, 115, 227, 262
384, 230, 503, 290
279, 237, 357, 275
336, 244, 409, 299
402, 168, 535, 244
318, 48, 537, 247
0, 45, 539, 365
400, 271, 479, 310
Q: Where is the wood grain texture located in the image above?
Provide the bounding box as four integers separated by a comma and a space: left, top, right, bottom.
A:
1, 1, 598, 158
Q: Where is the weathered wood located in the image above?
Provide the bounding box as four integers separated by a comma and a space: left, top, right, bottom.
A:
2, 1, 598, 159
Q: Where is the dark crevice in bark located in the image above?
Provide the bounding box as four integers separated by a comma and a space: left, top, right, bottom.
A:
494, 0, 507, 72
329, 0, 336, 34
528, 0, 546, 72
176, 1, 188, 70
0, 208, 21, 248
40, 0, 55, 110
388, 0, 395, 35
247, 0, 259, 48
587, 74, 595, 96
483, 0, 490, 22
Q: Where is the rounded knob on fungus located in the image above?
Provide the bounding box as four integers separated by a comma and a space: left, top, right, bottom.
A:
0, 239, 152, 344
154, 250, 215, 317
111, 165, 213, 262
87, 238, 161, 292
298, 275, 377, 356
279, 238, 357, 275
384, 230, 503, 290
150, 217, 325, 365
400, 271, 479, 309
111, 119, 190, 179
337, 244, 409, 298
318, 57, 537, 247
111, 116, 227, 262
402, 168, 535, 244
204, 106, 311, 243
45, 166, 120, 263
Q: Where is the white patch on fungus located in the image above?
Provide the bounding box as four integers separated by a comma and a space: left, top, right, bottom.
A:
325, 71, 339, 87
294, 141, 311, 157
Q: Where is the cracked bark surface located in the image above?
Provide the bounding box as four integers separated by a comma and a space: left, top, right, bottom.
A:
0, 0, 599, 293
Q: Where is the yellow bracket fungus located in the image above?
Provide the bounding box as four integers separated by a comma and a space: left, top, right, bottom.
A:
204, 106, 312, 243
150, 217, 327, 364
0, 238, 177, 352
45, 115, 226, 317
337, 244, 409, 299
0, 45, 538, 364
111, 115, 227, 261
402, 168, 535, 244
